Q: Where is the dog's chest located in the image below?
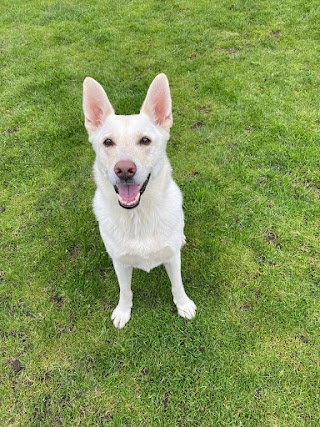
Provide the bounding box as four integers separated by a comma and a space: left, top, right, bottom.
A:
117, 245, 174, 272
96, 204, 183, 271
103, 216, 179, 271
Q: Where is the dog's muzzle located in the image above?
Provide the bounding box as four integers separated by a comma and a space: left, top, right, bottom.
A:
114, 173, 151, 209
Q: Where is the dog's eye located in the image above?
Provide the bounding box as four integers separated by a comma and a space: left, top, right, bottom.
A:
139, 137, 151, 146
103, 138, 115, 147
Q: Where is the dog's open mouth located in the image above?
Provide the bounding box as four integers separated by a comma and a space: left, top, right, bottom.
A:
114, 174, 151, 209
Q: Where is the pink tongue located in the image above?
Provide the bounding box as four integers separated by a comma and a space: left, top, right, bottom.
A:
117, 184, 140, 202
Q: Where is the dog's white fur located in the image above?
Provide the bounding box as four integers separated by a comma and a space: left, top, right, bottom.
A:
83, 74, 196, 328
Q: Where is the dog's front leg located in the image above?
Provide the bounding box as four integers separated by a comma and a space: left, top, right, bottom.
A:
111, 260, 133, 329
164, 252, 197, 319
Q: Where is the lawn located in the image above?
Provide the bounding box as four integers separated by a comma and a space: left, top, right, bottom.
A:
1, 0, 319, 426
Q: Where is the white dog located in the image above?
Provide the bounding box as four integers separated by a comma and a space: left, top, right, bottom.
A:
83, 74, 196, 328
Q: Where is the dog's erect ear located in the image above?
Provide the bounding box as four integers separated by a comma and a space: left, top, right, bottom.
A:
140, 73, 173, 131
83, 77, 114, 136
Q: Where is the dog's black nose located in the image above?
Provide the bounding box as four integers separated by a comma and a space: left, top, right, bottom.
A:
114, 160, 137, 180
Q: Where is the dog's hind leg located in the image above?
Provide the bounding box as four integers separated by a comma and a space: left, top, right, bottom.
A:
164, 252, 197, 320
111, 260, 133, 329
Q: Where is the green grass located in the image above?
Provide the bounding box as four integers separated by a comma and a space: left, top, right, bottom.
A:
1, 0, 319, 425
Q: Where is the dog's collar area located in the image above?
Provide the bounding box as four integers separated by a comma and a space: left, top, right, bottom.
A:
114, 173, 151, 209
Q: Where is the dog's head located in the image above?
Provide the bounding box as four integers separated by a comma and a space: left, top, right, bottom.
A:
83, 74, 173, 209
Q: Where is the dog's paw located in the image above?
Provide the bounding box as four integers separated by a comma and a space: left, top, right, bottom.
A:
111, 306, 131, 329
176, 298, 197, 320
